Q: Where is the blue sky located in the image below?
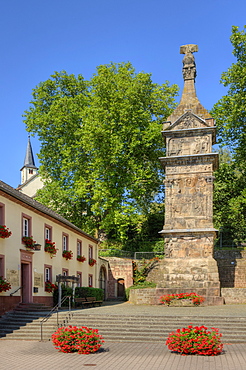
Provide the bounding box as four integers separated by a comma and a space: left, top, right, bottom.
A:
0, 0, 245, 188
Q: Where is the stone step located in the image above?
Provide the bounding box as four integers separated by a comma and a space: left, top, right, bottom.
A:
1, 310, 246, 343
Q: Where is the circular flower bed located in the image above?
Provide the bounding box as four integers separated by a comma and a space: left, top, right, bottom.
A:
166, 325, 223, 356
52, 325, 104, 354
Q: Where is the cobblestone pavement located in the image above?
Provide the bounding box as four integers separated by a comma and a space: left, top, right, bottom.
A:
0, 340, 246, 370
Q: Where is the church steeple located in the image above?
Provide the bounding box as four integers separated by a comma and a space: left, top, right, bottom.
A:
20, 136, 38, 185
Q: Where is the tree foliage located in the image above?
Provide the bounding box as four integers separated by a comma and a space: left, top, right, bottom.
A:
211, 25, 246, 160
214, 149, 246, 246
24, 63, 178, 240
212, 26, 246, 246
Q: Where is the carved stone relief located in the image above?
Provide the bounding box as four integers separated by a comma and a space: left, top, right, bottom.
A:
164, 233, 214, 258
171, 115, 209, 131
167, 134, 211, 156
165, 163, 213, 175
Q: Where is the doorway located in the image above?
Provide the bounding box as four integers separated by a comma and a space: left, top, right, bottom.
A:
21, 262, 32, 303
117, 278, 125, 298
99, 266, 107, 299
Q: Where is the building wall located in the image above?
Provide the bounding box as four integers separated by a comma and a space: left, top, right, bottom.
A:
0, 192, 98, 315
105, 258, 133, 299
214, 250, 246, 288
18, 175, 44, 198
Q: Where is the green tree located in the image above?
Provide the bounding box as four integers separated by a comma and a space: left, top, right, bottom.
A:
214, 149, 246, 246
211, 25, 246, 161
24, 63, 178, 240
211, 26, 246, 246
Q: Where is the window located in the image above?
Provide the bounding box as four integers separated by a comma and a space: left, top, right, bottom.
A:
0, 203, 5, 225
44, 265, 52, 282
77, 240, 82, 257
77, 272, 82, 287
62, 233, 69, 251
88, 274, 93, 287
22, 213, 31, 238
44, 225, 52, 241
29, 169, 33, 175
89, 245, 93, 259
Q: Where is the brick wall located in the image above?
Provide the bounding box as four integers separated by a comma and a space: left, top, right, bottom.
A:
106, 258, 133, 299
214, 250, 246, 288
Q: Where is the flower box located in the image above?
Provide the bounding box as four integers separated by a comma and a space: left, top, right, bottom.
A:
62, 250, 73, 260
45, 280, 57, 293
44, 239, 57, 257
0, 225, 12, 239
0, 276, 11, 292
89, 258, 96, 267
22, 236, 36, 249
77, 255, 86, 263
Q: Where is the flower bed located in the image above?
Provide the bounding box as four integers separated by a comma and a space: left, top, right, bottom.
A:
0, 276, 11, 292
166, 325, 223, 356
52, 325, 104, 354
160, 292, 205, 306
44, 239, 57, 257
0, 225, 12, 239
89, 258, 96, 267
62, 250, 73, 260
77, 255, 86, 262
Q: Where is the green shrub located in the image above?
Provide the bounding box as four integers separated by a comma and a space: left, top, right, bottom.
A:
75, 287, 104, 301
53, 285, 73, 306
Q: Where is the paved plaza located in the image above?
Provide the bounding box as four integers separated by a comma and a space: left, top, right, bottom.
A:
0, 339, 246, 370
1, 302, 246, 369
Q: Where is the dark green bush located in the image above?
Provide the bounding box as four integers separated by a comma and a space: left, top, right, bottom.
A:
53, 285, 73, 306
53, 286, 104, 306
75, 287, 104, 301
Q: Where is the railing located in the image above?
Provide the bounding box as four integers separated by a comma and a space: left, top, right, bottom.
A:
99, 249, 134, 258
40, 295, 72, 341
10, 286, 22, 296
134, 251, 165, 260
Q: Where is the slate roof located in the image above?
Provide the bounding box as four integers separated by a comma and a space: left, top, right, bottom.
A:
0, 180, 98, 243
21, 136, 37, 170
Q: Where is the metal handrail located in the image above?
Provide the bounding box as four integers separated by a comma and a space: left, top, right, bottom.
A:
10, 286, 22, 296
40, 295, 71, 341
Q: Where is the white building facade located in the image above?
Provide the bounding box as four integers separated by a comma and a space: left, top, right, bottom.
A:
0, 180, 99, 315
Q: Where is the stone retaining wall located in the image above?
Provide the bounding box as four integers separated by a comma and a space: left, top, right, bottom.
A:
129, 288, 224, 306
221, 288, 246, 304
214, 250, 246, 288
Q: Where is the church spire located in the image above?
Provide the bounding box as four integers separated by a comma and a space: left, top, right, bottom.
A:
20, 136, 38, 185
24, 136, 36, 168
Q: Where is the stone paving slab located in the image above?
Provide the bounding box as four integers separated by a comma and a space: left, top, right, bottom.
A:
0, 340, 246, 370
72, 301, 246, 318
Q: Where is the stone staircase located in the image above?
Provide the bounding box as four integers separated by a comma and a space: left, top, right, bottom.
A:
1, 309, 246, 343
0, 303, 71, 341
